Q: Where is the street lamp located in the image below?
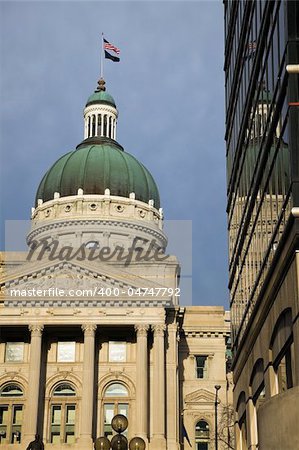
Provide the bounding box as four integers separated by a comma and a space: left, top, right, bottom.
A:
95, 414, 146, 450
214, 385, 221, 450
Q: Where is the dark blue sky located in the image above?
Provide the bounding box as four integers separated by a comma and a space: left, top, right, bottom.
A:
0, 0, 229, 307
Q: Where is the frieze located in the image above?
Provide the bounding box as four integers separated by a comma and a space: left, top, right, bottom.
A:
27, 219, 166, 245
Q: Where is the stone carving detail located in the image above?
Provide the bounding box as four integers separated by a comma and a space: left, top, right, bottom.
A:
134, 324, 149, 337
184, 388, 215, 404
5, 266, 134, 294
28, 324, 44, 337
152, 323, 166, 336
81, 323, 97, 336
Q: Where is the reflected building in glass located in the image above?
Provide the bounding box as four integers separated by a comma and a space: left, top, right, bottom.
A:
224, 0, 299, 449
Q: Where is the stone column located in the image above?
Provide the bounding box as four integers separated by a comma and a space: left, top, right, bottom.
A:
101, 114, 104, 136
95, 114, 99, 136
80, 323, 97, 448
166, 323, 180, 450
234, 421, 242, 450
135, 324, 149, 442
23, 324, 44, 443
264, 363, 277, 397
246, 397, 257, 450
152, 324, 166, 450
89, 115, 93, 137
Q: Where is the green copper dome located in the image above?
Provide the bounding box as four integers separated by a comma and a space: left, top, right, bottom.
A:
86, 90, 116, 107
35, 141, 160, 208
86, 78, 116, 107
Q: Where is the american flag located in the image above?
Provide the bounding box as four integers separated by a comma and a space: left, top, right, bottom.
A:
103, 38, 120, 55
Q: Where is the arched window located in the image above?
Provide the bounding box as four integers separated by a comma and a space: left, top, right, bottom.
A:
250, 359, 265, 448
49, 383, 77, 444
0, 383, 24, 444
236, 391, 247, 449
250, 359, 265, 408
0, 384, 23, 397
102, 382, 129, 438
104, 383, 128, 397
53, 383, 76, 397
98, 114, 102, 136
270, 308, 294, 393
109, 116, 112, 138
91, 115, 96, 136
195, 420, 210, 450
103, 114, 107, 136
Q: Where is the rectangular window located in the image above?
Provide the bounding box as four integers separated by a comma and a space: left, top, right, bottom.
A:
197, 444, 208, 450
118, 404, 128, 418
50, 405, 61, 443
5, 343, 24, 362
104, 404, 114, 437
195, 356, 208, 379
65, 405, 75, 444
57, 342, 76, 362
0, 406, 8, 443
11, 405, 22, 443
109, 342, 126, 362
118, 404, 128, 436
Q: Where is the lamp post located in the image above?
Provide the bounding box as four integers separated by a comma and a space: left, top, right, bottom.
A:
95, 414, 146, 450
214, 385, 221, 450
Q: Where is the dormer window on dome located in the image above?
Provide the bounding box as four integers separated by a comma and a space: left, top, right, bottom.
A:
84, 78, 118, 140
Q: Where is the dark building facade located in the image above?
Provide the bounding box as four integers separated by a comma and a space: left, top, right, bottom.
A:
224, 1, 299, 449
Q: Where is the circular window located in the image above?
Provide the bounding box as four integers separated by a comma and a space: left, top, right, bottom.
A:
65, 205, 71, 212
115, 205, 124, 213
90, 203, 97, 211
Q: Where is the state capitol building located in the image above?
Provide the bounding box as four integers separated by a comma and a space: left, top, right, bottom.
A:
0, 71, 231, 450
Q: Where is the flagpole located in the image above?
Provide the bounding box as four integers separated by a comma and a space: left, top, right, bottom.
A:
100, 32, 104, 79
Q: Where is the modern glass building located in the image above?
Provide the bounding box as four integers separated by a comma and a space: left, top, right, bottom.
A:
224, 1, 299, 449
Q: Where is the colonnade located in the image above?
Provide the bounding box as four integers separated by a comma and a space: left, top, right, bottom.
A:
22, 321, 179, 450
84, 114, 117, 140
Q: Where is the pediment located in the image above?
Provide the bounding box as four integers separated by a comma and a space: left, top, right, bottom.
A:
185, 389, 215, 404
2, 260, 148, 292
1, 259, 173, 307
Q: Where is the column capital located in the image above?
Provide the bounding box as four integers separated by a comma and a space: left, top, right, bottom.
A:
152, 323, 166, 336
82, 323, 97, 336
135, 324, 149, 337
28, 324, 44, 337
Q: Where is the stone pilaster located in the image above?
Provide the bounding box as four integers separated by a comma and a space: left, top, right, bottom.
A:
166, 323, 180, 450
151, 323, 167, 450
80, 323, 97, 448
23, 324, 44, 444
135, 324, 149, 442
